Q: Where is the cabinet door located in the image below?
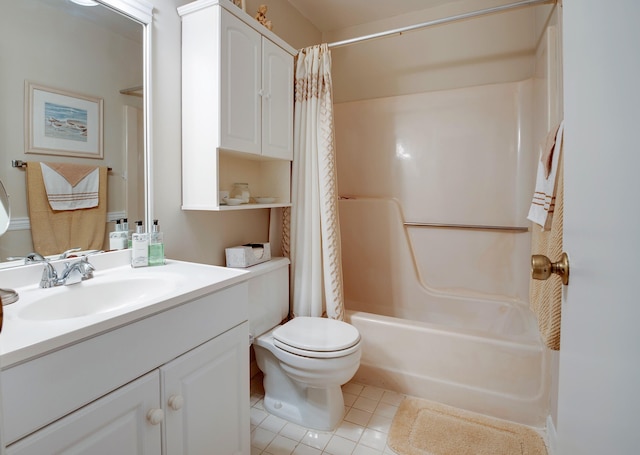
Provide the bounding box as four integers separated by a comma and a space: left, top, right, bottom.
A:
7, 371, 161, 455
262, 38, 294, 160
220, 9, 262, 155
162, 322, 250, 455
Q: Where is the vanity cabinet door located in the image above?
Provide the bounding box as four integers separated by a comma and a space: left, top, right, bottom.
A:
262, 37, 294, 160
7, 371, 161, 455
162, 322, 250, 455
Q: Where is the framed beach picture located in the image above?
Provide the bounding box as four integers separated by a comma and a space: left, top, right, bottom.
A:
25, 82, 104, 159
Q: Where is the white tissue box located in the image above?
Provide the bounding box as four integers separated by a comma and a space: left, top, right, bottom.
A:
225, 243, 271, 268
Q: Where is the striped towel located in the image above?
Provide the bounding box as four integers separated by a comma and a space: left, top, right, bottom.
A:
40, 162, 99, 210
527, 121, 564, 230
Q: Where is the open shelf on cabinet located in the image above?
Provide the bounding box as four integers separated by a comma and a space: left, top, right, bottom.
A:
180, 149, 291, 211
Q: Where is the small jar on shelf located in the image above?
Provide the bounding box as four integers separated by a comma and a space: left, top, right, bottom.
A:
231, 183, 251, 203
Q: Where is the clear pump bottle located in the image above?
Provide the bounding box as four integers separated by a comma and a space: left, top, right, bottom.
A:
122, 218, 132, 248
148, 219, 165, 266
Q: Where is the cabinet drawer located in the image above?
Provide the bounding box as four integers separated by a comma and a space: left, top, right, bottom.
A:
2, 283, 248, 445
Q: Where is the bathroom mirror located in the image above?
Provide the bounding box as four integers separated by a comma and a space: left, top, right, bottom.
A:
0, 0, 152, 265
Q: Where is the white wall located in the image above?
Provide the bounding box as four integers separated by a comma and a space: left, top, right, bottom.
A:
324, 0, 540, 103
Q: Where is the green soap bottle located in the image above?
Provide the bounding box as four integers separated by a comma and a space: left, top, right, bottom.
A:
148, 219, 165, 266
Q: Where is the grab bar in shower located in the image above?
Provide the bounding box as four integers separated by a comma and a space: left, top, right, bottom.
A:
404, 222, 529, 233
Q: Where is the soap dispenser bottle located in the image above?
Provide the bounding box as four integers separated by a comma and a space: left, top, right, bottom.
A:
131, 220, 149, 268
122, 218, 132, 248
148, 219, 165, 266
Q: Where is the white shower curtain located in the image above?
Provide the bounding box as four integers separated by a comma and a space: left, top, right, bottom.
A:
285, 44, 344, 320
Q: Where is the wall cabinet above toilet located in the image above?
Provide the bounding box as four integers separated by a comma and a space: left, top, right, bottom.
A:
179, 0, 295, 211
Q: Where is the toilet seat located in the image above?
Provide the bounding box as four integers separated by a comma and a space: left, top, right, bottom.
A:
273, 317, 361, 359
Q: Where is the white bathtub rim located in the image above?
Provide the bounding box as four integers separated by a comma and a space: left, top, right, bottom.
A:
345, 310, 544, 349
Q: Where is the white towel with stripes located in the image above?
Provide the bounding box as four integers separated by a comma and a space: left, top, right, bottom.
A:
528, 121, 564, 230
40, 163, 99, 210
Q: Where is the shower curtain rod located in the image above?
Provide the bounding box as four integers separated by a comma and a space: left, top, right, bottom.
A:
327, 0, 556, 49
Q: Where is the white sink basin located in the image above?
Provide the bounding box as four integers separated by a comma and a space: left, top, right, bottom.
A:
0, 251, 252, 369
18, 275, 179, 321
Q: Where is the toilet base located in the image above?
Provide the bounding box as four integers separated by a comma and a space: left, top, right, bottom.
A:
262, 382, 345, 432
255, 339, 351, 431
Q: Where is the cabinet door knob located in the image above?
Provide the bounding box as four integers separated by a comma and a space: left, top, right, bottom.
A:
264, 92, 271, 100
258, 89, 263, 97
168, 394, 184, 411
146, 408, 164, 425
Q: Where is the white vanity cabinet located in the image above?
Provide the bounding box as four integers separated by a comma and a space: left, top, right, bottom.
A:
2, 283, 250, 455
179, 0, 296, 210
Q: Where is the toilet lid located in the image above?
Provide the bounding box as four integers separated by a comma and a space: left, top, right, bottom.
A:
273, 317, 361, 354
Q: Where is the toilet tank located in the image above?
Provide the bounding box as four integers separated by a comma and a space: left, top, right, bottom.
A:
244, 257, 290, 339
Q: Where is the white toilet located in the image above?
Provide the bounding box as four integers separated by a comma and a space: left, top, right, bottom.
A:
247, 258, 362, 431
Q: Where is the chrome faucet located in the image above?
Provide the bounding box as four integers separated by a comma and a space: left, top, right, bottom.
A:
40, 257, 95, 288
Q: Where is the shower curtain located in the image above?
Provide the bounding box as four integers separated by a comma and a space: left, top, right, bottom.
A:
284, 44, 344, 320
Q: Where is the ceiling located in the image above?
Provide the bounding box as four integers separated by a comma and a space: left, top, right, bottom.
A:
285, 0, 457, 32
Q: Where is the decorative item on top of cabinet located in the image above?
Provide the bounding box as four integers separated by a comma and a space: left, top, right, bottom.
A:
232, 0, 246, 12
178, 0, 295, 211
255, 4, 273, 30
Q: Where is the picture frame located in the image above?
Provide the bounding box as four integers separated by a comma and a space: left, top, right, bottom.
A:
25, 82, 104, 159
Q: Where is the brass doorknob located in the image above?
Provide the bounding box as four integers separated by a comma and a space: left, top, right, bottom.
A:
531, 252, 570, 285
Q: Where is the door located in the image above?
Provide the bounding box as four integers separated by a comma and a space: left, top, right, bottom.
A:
162, 322, 250, 455
557, 1, 640, 454
262, 38, 294, 160
220, 9, 262, 155
6, 371, 161, 455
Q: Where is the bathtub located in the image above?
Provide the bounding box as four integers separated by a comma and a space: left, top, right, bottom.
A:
339, 198, 549, 427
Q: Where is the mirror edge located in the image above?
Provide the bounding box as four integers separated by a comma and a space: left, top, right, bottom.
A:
98, 0, 153, 231
0, 179, 10, 237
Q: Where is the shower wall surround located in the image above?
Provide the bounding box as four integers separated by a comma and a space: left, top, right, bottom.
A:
335, 80, 536, 303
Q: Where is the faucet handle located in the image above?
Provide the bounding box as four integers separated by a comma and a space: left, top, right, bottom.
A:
40, 262, 58, 288
80, 257, 96, 277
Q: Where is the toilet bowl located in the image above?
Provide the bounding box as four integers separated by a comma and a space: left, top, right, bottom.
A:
246, 258, 362, 431
253, 316, 361, 431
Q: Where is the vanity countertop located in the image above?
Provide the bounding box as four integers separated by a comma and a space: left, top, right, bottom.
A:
0, 250, 250, 369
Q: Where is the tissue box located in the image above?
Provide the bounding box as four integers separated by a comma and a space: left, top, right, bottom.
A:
225, 243, 271, 268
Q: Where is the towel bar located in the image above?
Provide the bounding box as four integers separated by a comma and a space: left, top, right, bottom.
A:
12, 160, 112, 172
404, 222, 529, 232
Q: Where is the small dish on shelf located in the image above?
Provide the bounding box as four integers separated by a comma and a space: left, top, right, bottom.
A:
254, 197, 277, 204
225, 198, 244, 206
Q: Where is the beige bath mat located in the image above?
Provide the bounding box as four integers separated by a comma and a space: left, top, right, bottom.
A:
388, 397, 547, 455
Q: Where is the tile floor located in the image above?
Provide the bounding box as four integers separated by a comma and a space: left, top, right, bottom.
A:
250, 381, 403, 455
